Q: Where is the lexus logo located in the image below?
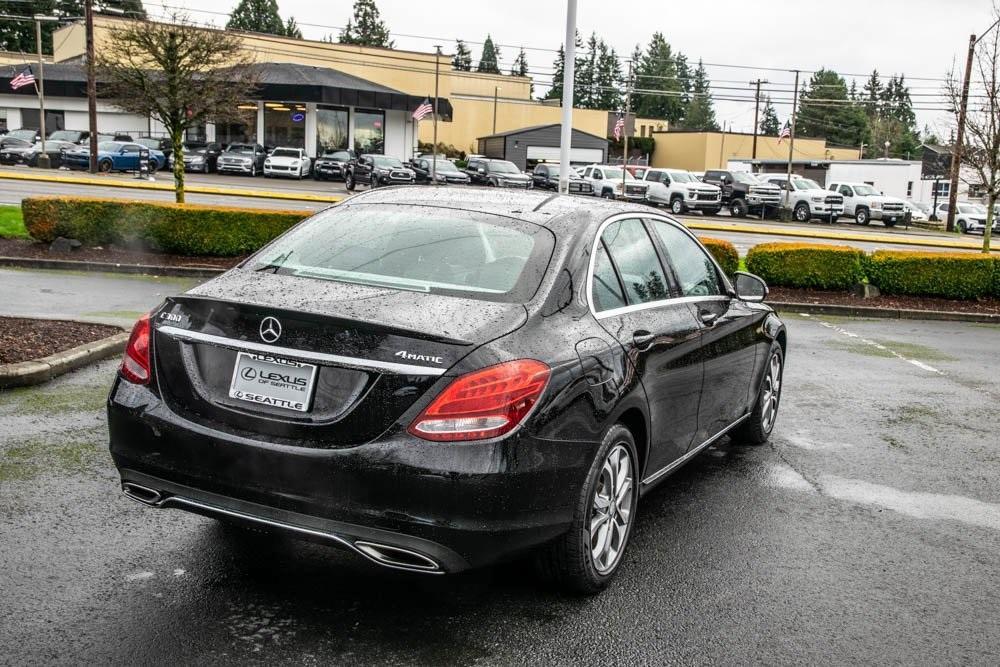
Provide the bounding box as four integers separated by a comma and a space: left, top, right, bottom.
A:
259, 316, 282, 343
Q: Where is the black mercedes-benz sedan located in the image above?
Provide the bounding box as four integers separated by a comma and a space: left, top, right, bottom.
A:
109, 187, 786, 593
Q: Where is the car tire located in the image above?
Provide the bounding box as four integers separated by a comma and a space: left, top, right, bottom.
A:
251, 164, 257, 177
794, 202, 811, 222
371, 175, 380, 189
730, 199, 748, 218
601, 189, 614, 200
855, 208, 870, 225
670, 198, 685, 215
535, 423, 639, 594
98, 159, 112, 173
958, 220, 967, 234
733, 345, 784, 446
345, 173, 355, 191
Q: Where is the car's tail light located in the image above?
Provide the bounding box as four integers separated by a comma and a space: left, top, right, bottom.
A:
119, 313, 151, 385
408, 359, 551, 442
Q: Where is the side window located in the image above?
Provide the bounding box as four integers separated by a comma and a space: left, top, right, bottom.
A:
593, 169, 604, 180
601, 219, 670, 305
650, 220, 722, 298
591, 241, 627, 312
839, 185, 853, 197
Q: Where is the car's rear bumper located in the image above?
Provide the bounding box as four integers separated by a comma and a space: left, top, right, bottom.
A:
108, 380, 589, 573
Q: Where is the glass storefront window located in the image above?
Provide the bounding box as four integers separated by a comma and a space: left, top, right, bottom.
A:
263, 102, 307, 151
354, 109, 384, 154
217, 103, 258, 146
185, 123, 207, 142
316, 105, 349, 155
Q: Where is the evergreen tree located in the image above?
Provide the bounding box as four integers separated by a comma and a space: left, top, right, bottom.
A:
862, 69, 882, 117
227, 0, 286, 36
546, 44, 566, 101
675, 53, 692, 107
339, 0, 392, 48
632, 33, 686, 123
452, 40, 473, 71
510, 48, 531, 95
577, 33, 599, 108
284, 16, 302, 39
594, 41, 623, 111
795, 68, 869, 148
476, 34, 500, 74
759, 95, 780, 135
859, 70, 921, 158
0, 1, 146, 55
681, 60, 718, 131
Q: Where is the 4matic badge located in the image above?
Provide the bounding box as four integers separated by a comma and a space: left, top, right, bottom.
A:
395, 350, 444, 364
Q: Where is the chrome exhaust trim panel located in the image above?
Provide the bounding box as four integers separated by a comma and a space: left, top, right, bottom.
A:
118, 485, 443, 574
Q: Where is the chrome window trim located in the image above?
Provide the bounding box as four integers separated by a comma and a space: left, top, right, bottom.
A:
157, 326, 447, 376
641, 413, 750, 486
585, 212, 733, 320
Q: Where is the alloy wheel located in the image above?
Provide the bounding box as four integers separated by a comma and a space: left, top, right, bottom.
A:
760, 352, 782, 433
589, 444, 634, 575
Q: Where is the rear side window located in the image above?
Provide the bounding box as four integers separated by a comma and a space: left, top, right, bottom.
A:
591, 241, 627, 312
649, 221, 722, 298
249, 205, 554, 303
600, 219, 670, 305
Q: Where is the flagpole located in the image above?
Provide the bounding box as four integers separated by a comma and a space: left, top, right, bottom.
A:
432, 45, 441, 185
622, 59, 632, 197
783, 69, 799, 220
34, 17, 49, 169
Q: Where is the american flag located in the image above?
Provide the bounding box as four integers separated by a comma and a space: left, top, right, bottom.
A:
412, 98, 432, 122
777, 121, 791, 144
10, 67, 35, 91
612, 113, 625, 141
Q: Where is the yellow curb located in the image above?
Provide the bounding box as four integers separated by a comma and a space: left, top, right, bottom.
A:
685, 220, 998, 253
0, 170, 343, 204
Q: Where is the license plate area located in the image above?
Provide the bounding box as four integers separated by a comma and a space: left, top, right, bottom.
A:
228, 352, 317, 413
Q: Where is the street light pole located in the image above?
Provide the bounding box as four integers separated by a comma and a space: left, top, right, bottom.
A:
557, 0, 577, 195
86, 0, 97, 173
492, 85, 501, 134
782, 70, 800, 220
34, 17, 50, 169
432, 45, 441, 185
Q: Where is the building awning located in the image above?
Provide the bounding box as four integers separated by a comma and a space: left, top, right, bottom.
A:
0, 61, 453, 120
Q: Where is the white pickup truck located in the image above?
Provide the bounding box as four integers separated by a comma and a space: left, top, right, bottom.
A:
827, 181, 907, 227
761, 174, 845, 223
638, 168, 722, 215
579, 165, 650, 202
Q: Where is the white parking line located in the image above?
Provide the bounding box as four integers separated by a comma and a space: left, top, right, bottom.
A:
816, 320, 945, 375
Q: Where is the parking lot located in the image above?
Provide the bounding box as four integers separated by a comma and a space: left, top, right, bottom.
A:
1, 264, 998, 664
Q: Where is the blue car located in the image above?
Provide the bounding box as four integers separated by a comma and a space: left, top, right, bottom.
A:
63, 141, 166, 173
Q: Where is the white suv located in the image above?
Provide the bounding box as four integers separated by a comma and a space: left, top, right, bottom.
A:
763, 174, 844, 223
828, 182, 906, 227
639, 168, 722, 215
263, 147, 311, 179
580, 165, 649, 201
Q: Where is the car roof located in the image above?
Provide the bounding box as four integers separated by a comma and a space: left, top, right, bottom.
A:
342, 185, 654, 232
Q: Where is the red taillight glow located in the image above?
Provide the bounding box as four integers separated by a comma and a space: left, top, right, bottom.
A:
119, 313, 151, 385
408, 359, 551, 442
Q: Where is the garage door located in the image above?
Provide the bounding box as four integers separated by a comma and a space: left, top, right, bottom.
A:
526, 146, 604, 163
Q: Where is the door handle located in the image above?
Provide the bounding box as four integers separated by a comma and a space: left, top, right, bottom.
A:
633, 330, 656, 349
699, 310, 720, 326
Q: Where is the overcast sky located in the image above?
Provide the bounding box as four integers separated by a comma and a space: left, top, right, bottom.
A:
146, 0, 996, 136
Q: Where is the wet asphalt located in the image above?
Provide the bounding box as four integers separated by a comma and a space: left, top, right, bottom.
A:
2, 311, 999, 665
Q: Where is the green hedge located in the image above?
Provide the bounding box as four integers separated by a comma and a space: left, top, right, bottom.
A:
698, 236, 738, 276
865, 250, 998, 300
745, 242, 866, 290
23, 197, 311, 256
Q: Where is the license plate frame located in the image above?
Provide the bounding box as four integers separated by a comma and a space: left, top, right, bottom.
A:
228, 352, 318, 413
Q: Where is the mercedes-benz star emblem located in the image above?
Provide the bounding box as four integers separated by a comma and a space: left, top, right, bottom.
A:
259, 316, 282, 343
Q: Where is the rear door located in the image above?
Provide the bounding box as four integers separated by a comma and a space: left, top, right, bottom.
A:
647, 219, 760, 446
591, 217, 704, 474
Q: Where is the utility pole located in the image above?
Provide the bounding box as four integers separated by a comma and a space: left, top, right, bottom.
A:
34, 16, 51, 169
622, 58, 633, 195
946, 34, 977, 233
783, 70, 800, 220
432, 45, 441, 185
557, 0, 577, 195
750, 78, 767, 159
492, 85, 501, 134
86, 0, 97, 173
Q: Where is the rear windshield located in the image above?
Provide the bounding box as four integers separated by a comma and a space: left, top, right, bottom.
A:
247, 205, 554, 303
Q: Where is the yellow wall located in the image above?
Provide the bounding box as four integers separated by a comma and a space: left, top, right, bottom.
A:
0, 51, 51, 66
651, 131, 862, 171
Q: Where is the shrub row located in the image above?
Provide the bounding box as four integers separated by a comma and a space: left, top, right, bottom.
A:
698, 236, 739, 276
746, 242, 1000, 299
23, 196, 311, 256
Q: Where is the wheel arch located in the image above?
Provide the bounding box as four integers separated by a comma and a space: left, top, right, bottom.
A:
615, 406, 649, 480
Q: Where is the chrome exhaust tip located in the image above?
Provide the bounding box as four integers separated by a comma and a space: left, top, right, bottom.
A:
353, 540, 442, 573
122, 482, 163, 506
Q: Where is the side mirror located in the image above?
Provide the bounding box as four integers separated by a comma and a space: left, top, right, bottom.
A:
734, 271, 768, 303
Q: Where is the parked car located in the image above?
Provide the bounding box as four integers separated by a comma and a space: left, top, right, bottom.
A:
262, 146, 311, 179
701, 170, 782, 218
530, 163, 595, 195
169, 142, 222, 173
216, 143, 267, 176
4, 128, 40, 144
463, 158, 532, 188
23, 140, 78, 168
640, 168, 722, 215
579, 164, 650, 201
345, 154, 415, 190
108, 187, 786, 593
827, 181, 906, 227
904, 200, 929, 223
62, 140, 165, 172
0, 137, 35, 164
313, 149, 355, 181
47, 130, 91, 144
934, 202, 995, 234
135, 137, 173, 163
411, 156, 471, 185
761, 174, 844, 223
